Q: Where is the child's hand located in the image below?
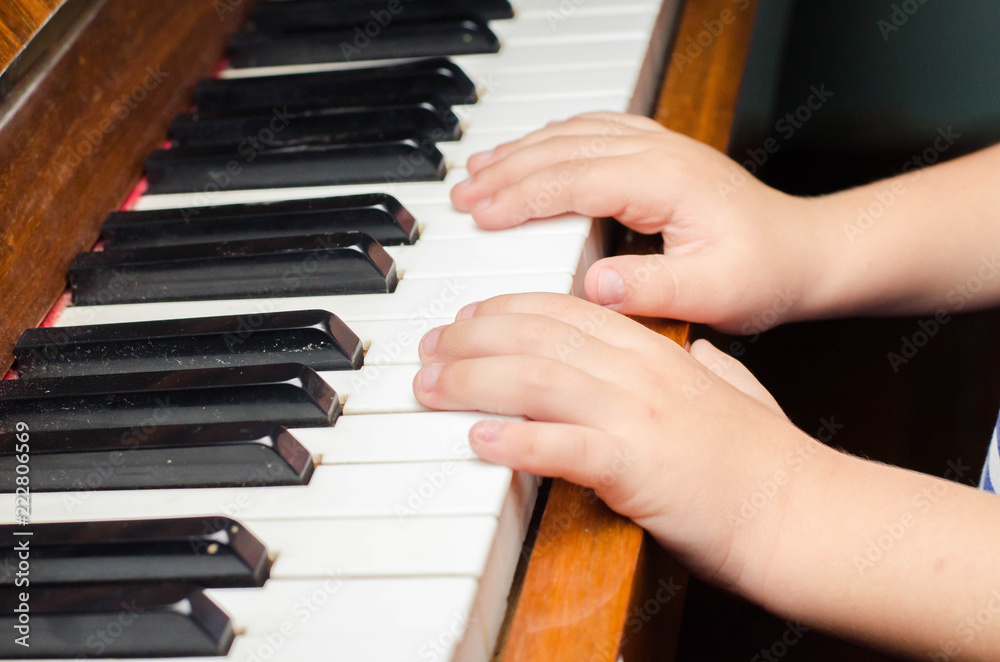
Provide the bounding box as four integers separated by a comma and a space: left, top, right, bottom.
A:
451, 113, 822, 334
413, 293, 829, 589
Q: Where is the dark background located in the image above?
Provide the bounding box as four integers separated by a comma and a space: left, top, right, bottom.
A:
674, 1, 1000, 659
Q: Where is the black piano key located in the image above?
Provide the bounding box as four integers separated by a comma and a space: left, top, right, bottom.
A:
0, 584, 233, 658
101, 193, 418, 250
68, 232, 397, 305
0, 423, 314, 491
230, 19, 500, 69
144, 139, 445, 195
194, 58, 477, 115
251, 0, 514, 32
0, 517, 270, 587
0, 364, 340, 432
169, 102, 462, 149
14, 310, 363, 378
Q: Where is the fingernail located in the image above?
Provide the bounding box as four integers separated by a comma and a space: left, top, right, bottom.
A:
457, 302, 479, 320
475, 196, 493, 210
471, 420, 502, 444
471, 148, 494, 161
421, 326, 442, 356
454, 177, 473, 189
597, 269, 625, 305
417, 364, 442, 391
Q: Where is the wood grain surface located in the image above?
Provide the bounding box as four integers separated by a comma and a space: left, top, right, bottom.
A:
0, 0, 65, 77
0, 0, 249, 377
499, 0, 759, 660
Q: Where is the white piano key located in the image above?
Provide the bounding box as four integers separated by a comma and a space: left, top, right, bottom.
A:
207, 577, 478, 636
4, 462, 514, 523
454, 94, 632, 133
351, 317, 452, 366
132, 168, 468, 212
53, 272, 575, 327
222, 39, 654, 81
323, 364, 422, 415
293, 412, 496, 464
468, 65, 640, 104
456, 38, 653, 76
414, 207, 595, 241
256, 516, 499, 579
388, 233, 587, 279
516, 0, 663, 14
476, 488, 529, 649
440, 131, 527, 166
491, 8, 658, 44
28, 633, 463, 662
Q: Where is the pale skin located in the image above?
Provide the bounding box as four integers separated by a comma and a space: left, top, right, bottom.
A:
412, 112, 1000, 660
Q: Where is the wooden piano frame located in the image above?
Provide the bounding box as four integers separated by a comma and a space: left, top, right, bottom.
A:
0, 1, 758, 659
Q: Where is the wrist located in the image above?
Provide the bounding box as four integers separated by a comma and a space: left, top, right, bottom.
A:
723, 425, 844, 601
778, 189, 872, 323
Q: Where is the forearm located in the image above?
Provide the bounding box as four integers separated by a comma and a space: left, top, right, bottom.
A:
739, 437, 1000, 660
799, 143, 1000, 320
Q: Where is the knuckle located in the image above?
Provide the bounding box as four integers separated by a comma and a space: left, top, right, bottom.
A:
519, 359, 564, 391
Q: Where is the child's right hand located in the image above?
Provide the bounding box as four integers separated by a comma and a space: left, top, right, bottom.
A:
451, 112, 825, 333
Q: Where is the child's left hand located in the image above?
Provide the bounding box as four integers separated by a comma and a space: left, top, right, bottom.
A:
412, 292, 828, 590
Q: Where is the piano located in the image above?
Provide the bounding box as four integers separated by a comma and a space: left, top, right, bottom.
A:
0, 0, 757, 660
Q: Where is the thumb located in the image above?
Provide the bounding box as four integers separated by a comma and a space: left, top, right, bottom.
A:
585, 254, 689, 317
688, 339, 786, 417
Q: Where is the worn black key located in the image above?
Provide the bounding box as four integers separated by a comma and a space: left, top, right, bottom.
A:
170, 102, 462, 149
230, 19, 500, 68
0, 364, 340, 432
0, 584, 233, 658
194, 58, 477, 115
251, 0, 514, 32
69, 232, 397, 305
101, 193, 418, 250
145, 139, 445, 194
15, 310, 363, 378
0, 517, 270, 587
0, 422, 314, 491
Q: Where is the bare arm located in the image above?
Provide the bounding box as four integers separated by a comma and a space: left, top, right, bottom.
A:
804, 142, 1000, 320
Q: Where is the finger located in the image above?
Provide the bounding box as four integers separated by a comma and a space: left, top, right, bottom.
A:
572, 112, 668, 132
452, 136, 649, 213
469, 419, 640, 503
457, 293, 675, 355
413, 355, 638, 431
461, 154, 651, 229
584, 253, 727, 322
689, 339, 785, 416
419, 314, 633, 385
466, 117, 650, 173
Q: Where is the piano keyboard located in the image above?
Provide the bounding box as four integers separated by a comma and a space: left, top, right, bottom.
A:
0, 0, 677, 659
